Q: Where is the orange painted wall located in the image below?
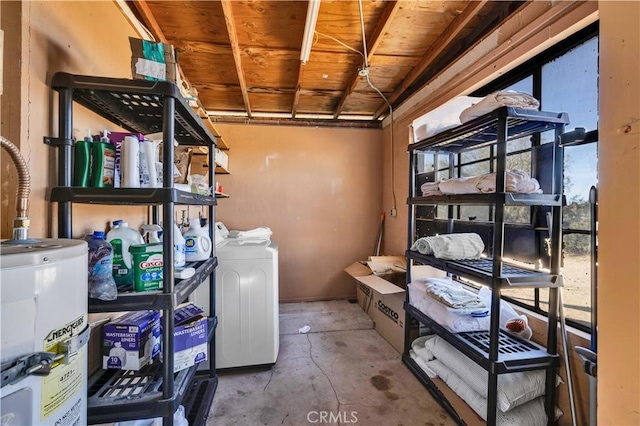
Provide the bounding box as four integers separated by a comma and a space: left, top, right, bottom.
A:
212, 123, 383, 302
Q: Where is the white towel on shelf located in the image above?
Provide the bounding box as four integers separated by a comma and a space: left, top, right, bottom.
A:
476, 170, 542, 194
422, 278, 486, 310
410, 236, 437, 255
459, 91, 540, 123
439, 175, 485, 194
429, 233, 485, 260
420, 180, 442, 196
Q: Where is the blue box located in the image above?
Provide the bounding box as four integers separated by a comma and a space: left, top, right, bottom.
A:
173, 304, 208, 372
102, 311, 161, 370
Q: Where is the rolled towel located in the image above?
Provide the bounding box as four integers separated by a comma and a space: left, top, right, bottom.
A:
429, 233, 485, 260
460, 91, 540, 123
410, 236, 437, 255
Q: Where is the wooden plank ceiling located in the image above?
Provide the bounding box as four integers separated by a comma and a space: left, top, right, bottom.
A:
132, 0, 521, 124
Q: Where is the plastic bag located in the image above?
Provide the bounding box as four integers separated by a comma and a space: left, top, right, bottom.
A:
188, 174, 210, 195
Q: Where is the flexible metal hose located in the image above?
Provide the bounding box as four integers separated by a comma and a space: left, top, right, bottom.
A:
1, 135, 30, 219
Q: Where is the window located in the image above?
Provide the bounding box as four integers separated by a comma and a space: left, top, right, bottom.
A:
472, 26, 599, 332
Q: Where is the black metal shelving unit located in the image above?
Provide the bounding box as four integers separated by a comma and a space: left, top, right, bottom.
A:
403, 107, 569, 425
48, 72, 219, 426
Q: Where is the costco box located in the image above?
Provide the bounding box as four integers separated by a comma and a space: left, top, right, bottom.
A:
129, 37, 178, 84
345, 257, 445, 353
102, 311, 161, 370
173, 304, 208, 373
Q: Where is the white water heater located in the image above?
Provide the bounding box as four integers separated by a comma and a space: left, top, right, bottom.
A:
1, 239, 89, 426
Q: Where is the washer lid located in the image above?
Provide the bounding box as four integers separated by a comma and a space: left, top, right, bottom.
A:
0, 238, 87, 268
216, 240, 277, 260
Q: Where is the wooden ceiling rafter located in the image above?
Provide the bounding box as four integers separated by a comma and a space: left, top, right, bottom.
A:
291, 64, 305, 118
373, 0, 490, 119
131, 0, 168, 43
332, 0, 402, 119
220, 0, 253, 119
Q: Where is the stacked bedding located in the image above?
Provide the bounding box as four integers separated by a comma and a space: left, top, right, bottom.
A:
420, 170, 542, 197
410, 336, 561, 425
410, 233, 484, 260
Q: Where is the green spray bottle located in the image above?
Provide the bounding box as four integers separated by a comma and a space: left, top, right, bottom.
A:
91, 130, 116, 187
73, 129, 93, 187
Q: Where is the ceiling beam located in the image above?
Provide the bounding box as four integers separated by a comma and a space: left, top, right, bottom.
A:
291, 64, 306, 117
373, 0, 489, 119
332, 1, 401, 119
220, 0, 253, 118
130, 1, 168, 43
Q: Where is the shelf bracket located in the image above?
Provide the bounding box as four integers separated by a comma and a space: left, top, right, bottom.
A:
43, 136, 73, 146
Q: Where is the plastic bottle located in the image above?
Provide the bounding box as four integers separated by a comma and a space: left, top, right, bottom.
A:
141, 224, 162, 243
107, 220, 145, 290
121, 135, 140, 188
91, 131, 116, 188
184, 218, 212, 261
74, 129, 93, 187
88, 231, 118, 300
139, 139, 158, 188
173, 222, 186, 267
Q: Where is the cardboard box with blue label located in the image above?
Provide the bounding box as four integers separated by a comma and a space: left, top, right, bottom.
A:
102, 310, 161, 370
173, 303, 208, 373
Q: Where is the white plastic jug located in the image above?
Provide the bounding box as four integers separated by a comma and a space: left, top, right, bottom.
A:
173, 222, 186, 267
184, 218, 212, 262
107, 220, 144, 289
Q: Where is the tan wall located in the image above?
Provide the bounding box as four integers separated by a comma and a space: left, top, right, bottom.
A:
381, 2, 600, 424
1, 1, 147, 240
598, 2, 640, 425
212, 123, 382, 302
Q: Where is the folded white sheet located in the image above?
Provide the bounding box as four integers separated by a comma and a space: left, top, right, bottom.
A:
459, 91, 540, 123
439, 175, 485, 194
426, 359, 559, 425
409, 283, 490, 333
412, 96, 481, 141
476, 170, 542, 194
424, 335, 551, 412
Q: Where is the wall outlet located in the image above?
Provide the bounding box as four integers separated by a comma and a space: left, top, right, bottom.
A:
390, 208, 397, 217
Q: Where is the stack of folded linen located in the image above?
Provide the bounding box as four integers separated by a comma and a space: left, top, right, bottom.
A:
420, 180, 443, 197
459, 91, 540, 123
409, 336, 562, 425
410, 233, 484, 260
408, 278, 489, 333
431, 170, 542, 195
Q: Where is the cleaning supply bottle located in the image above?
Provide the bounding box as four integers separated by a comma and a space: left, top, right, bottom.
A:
88, 231, 118, 300
184, 218, 212, 262
141, 224, 162, 243
121, 135, 140, 188
74, 129, 93, 187
91, 130, 116, 187
107, 220, 145, 290
139, 139, 158, 188
173, 221, 186, 267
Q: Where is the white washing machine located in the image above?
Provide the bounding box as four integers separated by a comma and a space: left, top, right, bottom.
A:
192, 223, 279, 369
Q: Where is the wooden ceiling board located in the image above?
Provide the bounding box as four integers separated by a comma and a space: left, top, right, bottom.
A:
179, 52, 240, 87
228, 1, 307, 49
296, 93, 340, 115
341, 91, 390, 115
301, 59, 356, 91
352, 64, 414, 93
198, 87, 247, 112
242, 55, 300, 89
147, 1, 229, 45
247, 93, 295, 113
312, 0, 387, 54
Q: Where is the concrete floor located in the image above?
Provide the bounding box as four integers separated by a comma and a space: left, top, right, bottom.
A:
208, 300, 455, 426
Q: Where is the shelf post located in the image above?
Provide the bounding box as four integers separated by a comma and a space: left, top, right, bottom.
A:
405, 147, 418, 355
57, 87, 73, 238
208, 137, 217, 377
162, 95, 176, 426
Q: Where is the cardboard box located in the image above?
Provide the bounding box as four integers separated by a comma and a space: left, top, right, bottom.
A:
129, 37, 178, 84
214, 148, 229, 170
173, 304, 208, 373
345, 257, 446, 353
102, 311, 161, 370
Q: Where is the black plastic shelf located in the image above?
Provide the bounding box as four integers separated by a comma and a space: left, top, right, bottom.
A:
51, 72, 216, 147
409, 192, 563, 206
89, 258, 218, 313
405, 303, 559, 374
406, 250, 562, 288
50, 187, 216, 206
409, 107, 569, 153
402, 355, 465, 426
86, 316, 217, 424
182, 373, 218, 425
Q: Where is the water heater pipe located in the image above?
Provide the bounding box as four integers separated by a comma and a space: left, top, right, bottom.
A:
1, 135, 30, 240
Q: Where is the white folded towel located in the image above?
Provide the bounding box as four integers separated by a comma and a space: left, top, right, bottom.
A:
459, 91, 540, 123
476, 170, 542, 194
410, 236, 437, 255
439, 175, 484, 194
422, 278, 486, 310
429, 233, 485, 260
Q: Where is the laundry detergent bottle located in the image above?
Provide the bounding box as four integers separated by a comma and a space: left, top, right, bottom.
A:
107, 220, 145, 290
184, 218, 212, 262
